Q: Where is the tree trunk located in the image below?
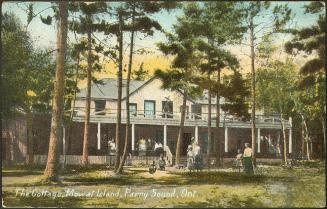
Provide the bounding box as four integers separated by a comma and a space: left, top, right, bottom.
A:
114, 14, 124, 172
206, 74, 212, 170
306, 140, 311, 160
302, 115, 310, 160
321, 116, 326, 159
301, 120, 305, 157
250, 15, 256, 168
24, 106, 34, 165
280, 113, 288, 165
176, 91, 187, 165
67, 54, 80, 155
117, 5, 135, 174
82, 29, 92, 166
215, 70, 221, 167
43, 1, 68, 181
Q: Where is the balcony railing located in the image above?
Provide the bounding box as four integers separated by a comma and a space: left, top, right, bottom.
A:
72, 107, 290, 126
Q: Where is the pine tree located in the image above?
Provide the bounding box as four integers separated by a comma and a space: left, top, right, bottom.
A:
68, 2, 109, 166
284, 2, 326, 159
43, 1, 68, 181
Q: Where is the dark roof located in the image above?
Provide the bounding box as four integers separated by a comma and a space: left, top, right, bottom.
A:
77, 78, 148, 100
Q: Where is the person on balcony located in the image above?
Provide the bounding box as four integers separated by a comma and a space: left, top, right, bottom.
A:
243, 143, 254, 175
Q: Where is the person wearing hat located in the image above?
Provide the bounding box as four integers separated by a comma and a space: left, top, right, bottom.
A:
243, 143, 254, 175
187, 145, 194, 171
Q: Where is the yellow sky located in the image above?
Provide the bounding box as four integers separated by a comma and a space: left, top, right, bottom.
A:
77, 44, 311, 89
78, 53, 173, 88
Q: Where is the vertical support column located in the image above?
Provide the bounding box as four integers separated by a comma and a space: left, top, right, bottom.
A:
289, 117, 292, 154
195, 125, 199, 144
289, 129, 292, 154
62, 126, 66, 155
63, 125, 66, 166
257, 128, 261, 153
224, 127, 228, 152
164, 125, 167, 148
97, 122, 101, 150
132, 123, 135, 151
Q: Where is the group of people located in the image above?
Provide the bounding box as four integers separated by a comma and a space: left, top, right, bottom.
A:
186, 139, 203, 171
235, 143, 254, 174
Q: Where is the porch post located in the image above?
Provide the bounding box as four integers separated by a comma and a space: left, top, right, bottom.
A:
63, 125, 66, 165
224, 127, 228, 152
132, 123, 135, 151
289, 129, 292, 154
164, 125, 167, 147
257, 128, 261, 153
97, 122, 101, 150
289, 117, 292, 154
195, 125, 199, 144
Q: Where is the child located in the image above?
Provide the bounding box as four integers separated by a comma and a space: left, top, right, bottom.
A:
235, 149, 243, 173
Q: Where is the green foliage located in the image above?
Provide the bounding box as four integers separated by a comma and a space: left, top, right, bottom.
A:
284, 2, 325, 146
256, 59, 297, 117
2, 12, 55, 117
284, 2, 325, 76
132, 63, 148, 81
154, 69, 202, 100
220, 72, 251, 119
40, 15, 52, 25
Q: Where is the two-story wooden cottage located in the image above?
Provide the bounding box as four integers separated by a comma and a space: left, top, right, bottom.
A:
70, 76, 293, 162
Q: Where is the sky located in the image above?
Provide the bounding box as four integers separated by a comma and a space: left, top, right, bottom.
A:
2, 1, 324, 86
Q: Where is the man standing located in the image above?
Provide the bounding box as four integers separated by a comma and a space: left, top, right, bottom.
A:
243, 143, 254, 175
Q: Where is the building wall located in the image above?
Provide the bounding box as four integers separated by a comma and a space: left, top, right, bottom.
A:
127, 78, 194, 115
74, 78, 267, 118
2, 117, 28, 165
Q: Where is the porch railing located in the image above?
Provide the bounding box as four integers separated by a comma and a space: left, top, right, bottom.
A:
72, 107, 290, 125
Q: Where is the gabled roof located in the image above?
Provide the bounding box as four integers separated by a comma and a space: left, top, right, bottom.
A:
77, 78, 148, 100
77, 77, 225, 104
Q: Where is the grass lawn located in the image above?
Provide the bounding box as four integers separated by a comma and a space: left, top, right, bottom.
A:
2, 162, 326, 208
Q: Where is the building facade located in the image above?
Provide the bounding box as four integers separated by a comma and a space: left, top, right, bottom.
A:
71, 77, 293, 162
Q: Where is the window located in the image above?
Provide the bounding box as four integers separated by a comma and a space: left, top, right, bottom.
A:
144, 100, 155, 117
162, 101, 173, 118
129, 103, 137, 117
94, 100, 106, 115
191, 104, 202, 119
180, 105, 189, 119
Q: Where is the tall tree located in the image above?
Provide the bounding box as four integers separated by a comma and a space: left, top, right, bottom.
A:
239, 2, 292, 167
116, 1, 178, 173
284, 2, 325, 159
256, 59, 296, 164
155, 9, 202, 165
2, 12, 56, 165
43, 1, 68, 181
69, 2, 108, 166
179, 2, 245, 168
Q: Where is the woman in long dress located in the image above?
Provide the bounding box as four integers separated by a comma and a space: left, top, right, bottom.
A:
187, 145, 194, 171
243, 143, 254, 175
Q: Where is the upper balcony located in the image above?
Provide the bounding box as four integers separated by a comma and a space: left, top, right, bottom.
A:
72, 107, 292, 129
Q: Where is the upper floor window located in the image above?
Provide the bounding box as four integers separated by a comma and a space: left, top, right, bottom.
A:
95, 100, 106, 115
129, 103, 137, 117
191, 104, 202, 119
144, 100, 155, 117
162, 101, 173, 118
